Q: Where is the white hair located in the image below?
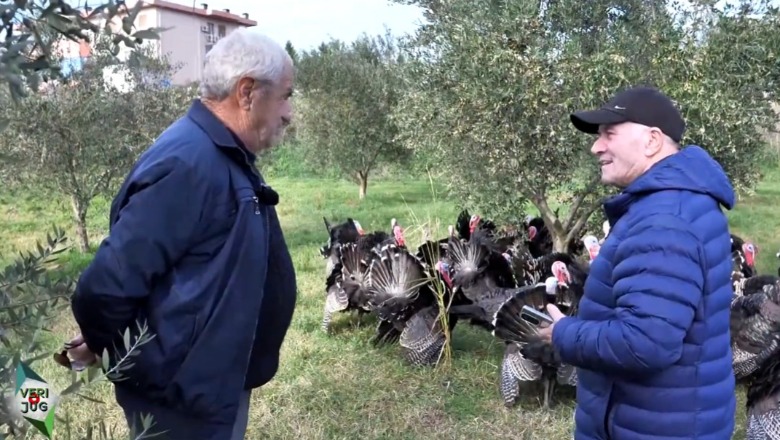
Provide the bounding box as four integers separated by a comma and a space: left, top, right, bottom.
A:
200, 28, 292, 100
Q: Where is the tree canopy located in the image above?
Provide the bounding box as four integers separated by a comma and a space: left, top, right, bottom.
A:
2, 1, 163, 100
294, 32, 411, 199
0, 35, 195, 252
389, 0, 780, 251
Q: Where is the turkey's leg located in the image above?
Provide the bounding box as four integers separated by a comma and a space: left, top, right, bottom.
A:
543, 379, 551, 409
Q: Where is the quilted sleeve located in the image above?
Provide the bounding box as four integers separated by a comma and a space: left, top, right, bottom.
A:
552, 214, 705, 374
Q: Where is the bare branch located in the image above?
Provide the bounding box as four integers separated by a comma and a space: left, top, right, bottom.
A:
563, 176, 601, 231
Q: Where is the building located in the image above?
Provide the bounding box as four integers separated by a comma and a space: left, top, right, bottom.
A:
59, 0, 257, 86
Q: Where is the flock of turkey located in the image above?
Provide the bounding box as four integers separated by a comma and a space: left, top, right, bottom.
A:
318, 210, 780, 439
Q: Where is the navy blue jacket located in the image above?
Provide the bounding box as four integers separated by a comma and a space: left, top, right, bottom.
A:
552, 146, 736, 439
71, 99, 297, 425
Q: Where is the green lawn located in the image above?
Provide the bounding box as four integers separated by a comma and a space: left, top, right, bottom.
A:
3, 170, 779, 439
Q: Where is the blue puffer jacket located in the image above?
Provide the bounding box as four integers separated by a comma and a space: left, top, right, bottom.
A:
552, 145, 737, 440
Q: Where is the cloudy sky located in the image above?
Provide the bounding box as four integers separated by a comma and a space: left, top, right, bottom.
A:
109, 0, 780, 53
163, 0, 427, 51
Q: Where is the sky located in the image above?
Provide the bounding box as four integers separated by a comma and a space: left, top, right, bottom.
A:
162, 0, 427, 51
86, 0, 780, 53
152, 0, 780, 52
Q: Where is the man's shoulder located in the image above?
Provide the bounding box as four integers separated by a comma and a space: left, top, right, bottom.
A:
629, 190, 725, 229
620, 191, 729, 256
624, 201, 693, 234
135, 115, 228, 180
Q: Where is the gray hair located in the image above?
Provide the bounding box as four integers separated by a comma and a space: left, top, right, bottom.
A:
200, 29, 292, 100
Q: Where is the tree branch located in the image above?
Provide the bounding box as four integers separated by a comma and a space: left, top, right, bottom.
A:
563, 175, 600, 231
362, 145, 384, 178
565, 199, 604, 244
527, 189, 559, 231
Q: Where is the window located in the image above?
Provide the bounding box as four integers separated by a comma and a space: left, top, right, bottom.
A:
218, 24, 226, 37
205, 44, 213, 53
207, 22, 214, 34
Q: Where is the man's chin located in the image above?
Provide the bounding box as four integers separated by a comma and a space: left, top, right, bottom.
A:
264, 131, 288, 150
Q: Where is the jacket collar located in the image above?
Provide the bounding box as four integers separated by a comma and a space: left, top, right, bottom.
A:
603, 191, 634, 227
185, 98, 256, 164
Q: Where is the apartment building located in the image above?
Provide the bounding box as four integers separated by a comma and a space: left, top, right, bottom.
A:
60, 0, 257, 86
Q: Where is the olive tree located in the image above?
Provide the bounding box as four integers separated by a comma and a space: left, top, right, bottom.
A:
392, 0, 780, 251
295, 33, 410, 199
0, 2, 166, 436
0, 36, 196, 252
2, 0, 163, 101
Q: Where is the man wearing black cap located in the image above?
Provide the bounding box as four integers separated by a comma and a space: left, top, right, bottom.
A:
537, 86, 737, 439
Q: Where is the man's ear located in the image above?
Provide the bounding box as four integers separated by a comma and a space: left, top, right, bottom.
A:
644, 128, 664, 157
235, 77, 254, 111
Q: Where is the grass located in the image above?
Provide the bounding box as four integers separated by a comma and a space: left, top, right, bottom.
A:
3, 169, 780, 439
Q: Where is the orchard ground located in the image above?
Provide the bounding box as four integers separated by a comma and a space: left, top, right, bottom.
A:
3, 168, 779, 439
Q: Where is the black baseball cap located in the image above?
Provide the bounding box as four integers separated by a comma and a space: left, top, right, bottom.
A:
570, 86, 685, 143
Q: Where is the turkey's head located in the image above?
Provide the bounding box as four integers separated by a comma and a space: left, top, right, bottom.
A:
742, 242, 757, 268
352, 220, 365, 236
582, 235, 601, 262
468, 215, 481, 234
435, 260, 453, 289
391, 218, 405, 247
552, 261, 571, 286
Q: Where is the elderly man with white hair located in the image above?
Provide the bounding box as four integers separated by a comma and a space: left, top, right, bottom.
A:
66, 29, 298, 439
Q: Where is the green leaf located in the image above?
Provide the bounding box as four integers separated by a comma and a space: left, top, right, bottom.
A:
122, 327, 131, 351
101, 349, 110, 371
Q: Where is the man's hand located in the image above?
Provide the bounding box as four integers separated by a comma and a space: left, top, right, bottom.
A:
65, 334, 101, 369
537, 304, 566, 343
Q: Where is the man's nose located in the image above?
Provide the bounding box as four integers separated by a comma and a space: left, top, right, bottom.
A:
591, 138, 605, 155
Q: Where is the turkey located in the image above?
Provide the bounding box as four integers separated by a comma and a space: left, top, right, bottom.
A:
321, 222, 404, 334
415, 228, 456, 304
506, 240, 588, 291
390, 218, 406, 248
491, 276, 580, 408
730, 279, 780, 439
731, 278, 780, 379
548, 260, 586, 316
581, 235, 601, 265
733, 275, 780, 300
399, 304, 454, 367
365, 243, 452, 365
320, 217, 364, 275
522, 213, 588, 258
732, 234, 758, 279
413, 229, 460, 345
454, 208, 496, 240
448, 229, 515, 290
744, 352, 780, 440
445, 229, 517, 331
523, 215, 552, 258
415, 225, 455, 267
599, 220, 610, 244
